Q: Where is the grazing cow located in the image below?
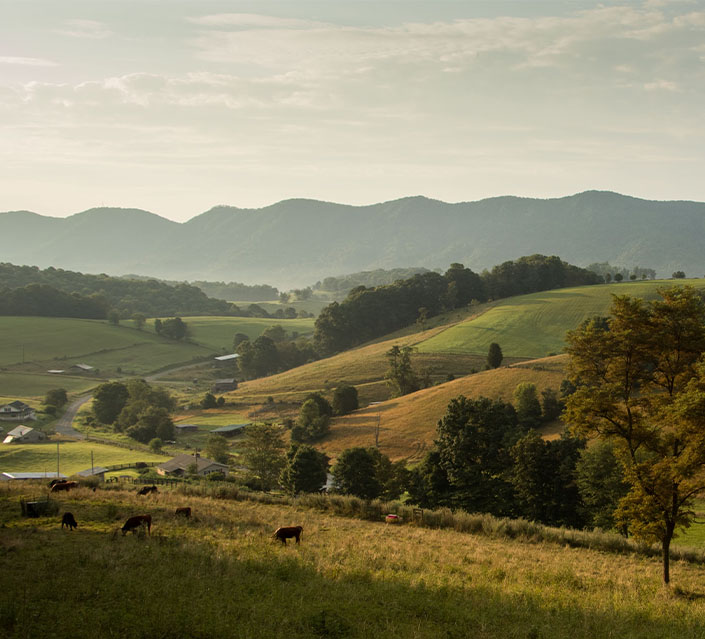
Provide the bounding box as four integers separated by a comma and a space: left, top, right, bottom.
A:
51, 481, 79, 493
136, 485, 158, 496
272, 525, 303, 545
121, 514, 152, 536
175, 507, 192, 518
61, 512, 78, 530
49, 478, 66, 488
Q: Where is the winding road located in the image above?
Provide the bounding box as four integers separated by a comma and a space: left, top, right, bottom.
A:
54, 395, 91, 440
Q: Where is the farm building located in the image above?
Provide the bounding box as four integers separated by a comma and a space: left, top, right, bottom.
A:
0, 401, 36, 421
156, 453, 228, 478
175, 424, 199, 432
212, 423, 249, 437
77, 466, 109, 480
3, 425, 46, 444
214, 354, 239, 363
211, 378, 238, 393
0, 472, 66, 482
70, 363, 95, 373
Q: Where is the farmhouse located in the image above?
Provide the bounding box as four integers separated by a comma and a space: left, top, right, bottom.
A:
0, 401, 36, 421
211, 378, 238, 393
156, 453, 228, 478
3, 425, 46, 444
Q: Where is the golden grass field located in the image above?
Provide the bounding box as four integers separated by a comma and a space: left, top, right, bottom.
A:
2, 482, 705, 638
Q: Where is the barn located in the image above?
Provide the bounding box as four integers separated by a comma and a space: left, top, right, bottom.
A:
3, 425, 46, 444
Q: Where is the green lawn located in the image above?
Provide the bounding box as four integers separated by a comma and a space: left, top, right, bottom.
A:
0, 440, 167, 475
418, 280, 705, 359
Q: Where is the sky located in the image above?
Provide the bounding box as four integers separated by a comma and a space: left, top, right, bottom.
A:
1, 0, 704, 222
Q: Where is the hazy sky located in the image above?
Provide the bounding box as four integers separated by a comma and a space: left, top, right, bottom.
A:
2, 0, 703, 221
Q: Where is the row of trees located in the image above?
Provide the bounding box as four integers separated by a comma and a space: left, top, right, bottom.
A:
234, 327, 317, 379
314, 256, 602, 355
0, 284, 109, 318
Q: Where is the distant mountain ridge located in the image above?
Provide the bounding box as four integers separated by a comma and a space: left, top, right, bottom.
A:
1, 191, 703, 287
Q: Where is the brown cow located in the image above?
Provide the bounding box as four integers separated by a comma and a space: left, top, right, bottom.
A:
61, 512, 78, 530
51, 481, 79, 493
175, 507, 191, 518
272, 525, 303, 545
49, 478, 66, 488
121, 514, 152, 536
136, 485, 158, 496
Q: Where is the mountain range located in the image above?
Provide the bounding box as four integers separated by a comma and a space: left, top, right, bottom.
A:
1, 191, 703, 288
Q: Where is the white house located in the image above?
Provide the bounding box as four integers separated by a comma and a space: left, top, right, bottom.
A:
0, 401, 36, 421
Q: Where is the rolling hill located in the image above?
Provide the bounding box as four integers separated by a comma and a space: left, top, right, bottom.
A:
2, 191, 704, 287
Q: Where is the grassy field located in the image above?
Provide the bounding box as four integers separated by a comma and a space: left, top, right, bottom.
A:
0, 440, 167, 475
2, 483, 705, 638
0, 372, 98, 400
163, 315, 316, 352
319, 356, 567, 462
418, 279, 705, 359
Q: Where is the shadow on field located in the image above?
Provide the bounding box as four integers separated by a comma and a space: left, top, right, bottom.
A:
1, 522, 703, 639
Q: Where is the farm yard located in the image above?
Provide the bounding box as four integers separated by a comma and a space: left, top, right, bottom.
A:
2, 482, 705, 639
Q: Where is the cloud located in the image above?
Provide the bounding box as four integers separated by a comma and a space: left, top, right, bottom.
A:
0, 56, 58, 67
55, 19, 112, 39
187, 13, 327, 29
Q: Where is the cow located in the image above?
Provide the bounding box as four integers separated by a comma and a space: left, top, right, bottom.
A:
121, 514, 152, 536
272, 525, 303, 545
51, 481, 79, 493
136, 485, 158, 496
61, 512, 78, 530
175, 507, 191, 518
49, 478, 66, 488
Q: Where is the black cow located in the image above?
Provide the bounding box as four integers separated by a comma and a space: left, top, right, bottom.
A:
61, 512, 78, 530
272, 525, 303, 545
136, 485, 158, 496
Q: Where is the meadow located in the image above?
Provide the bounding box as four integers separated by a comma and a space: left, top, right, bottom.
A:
418, 279, 705, 359
2, 482, 705, 639
0, 440, 167, 476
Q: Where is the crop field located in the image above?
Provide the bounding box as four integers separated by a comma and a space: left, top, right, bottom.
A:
320, 356, 567, 462
0, 440, 167, 476
418, 279, 705, 359
2, 483, 705, 638
169, 316, 316, 352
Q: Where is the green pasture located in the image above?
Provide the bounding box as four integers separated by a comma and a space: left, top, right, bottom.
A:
418, 279, 705, 359
0, 372, 97, 400
175, 315, 316, 352
0, 440, 167, 475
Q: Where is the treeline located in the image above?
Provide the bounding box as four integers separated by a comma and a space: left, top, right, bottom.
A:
313, 267, 432, 297
0, 284, 109, 318
191, 280, 279, 302
314, 255, 602, 354
0, 263, 234, 317
586, 262, 656, 281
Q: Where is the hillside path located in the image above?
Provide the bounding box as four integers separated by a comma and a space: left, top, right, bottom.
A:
54, 395, 90, 440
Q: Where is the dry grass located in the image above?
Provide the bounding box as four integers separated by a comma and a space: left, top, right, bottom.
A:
318, 355, 567, 461
3, 481, 705, 639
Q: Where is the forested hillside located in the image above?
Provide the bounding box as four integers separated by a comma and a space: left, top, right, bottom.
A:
1, 191, 703, 286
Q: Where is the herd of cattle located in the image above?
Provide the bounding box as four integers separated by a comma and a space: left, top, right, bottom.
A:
49, 480, 302, 544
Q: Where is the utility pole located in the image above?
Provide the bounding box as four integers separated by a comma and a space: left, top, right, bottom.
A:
56, 442, 60, 477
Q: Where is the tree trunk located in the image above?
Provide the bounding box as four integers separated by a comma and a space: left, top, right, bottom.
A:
662, 536, 671, 585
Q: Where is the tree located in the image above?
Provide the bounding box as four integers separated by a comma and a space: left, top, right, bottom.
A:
407, 450, 453, 509
280, 443, 329, 495
242, 423, 286, 491
513, 382, 542, 429
292, 395, 331, 442
614, 273, 623, 282
149, 437, 163, 453
154, 318, 162, 334
160, 317, 188, 340
92, 382, 129, 424
44, 388, 68, 409
132, 313, 146, 330
672, 271, 686, 279
575, 440, 629, 532
200, 392, 218, 409
385, 345, 419, 398
540, 388, 562, 422
127, 406, 175, 443
233, 332, 250, 349
332, 385, 358, 416
565, 287, 705, 584
205, 434, 230, 465
332, 447, 381, 500
487, 343, 503, 369
435, 396, 520, 516
108, 309, 120, 325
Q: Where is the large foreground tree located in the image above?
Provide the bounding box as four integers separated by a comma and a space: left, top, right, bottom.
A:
565, 287, 705, 584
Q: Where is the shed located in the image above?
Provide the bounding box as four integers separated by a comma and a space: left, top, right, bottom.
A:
1, 472, 67, 482
211, 378, 238, 393
47, 369, 66, 374
211, 423, 249, 437
214, 354, 239, 362
71, 363, 95, 373
3, 425, 46, 444
175, 424, 199, 432
77, 466, 109, 480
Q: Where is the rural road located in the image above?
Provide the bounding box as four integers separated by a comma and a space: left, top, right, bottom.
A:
54, 395, 91, 440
